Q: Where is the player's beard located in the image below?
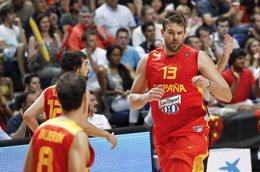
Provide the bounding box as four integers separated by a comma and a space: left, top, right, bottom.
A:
165, 40, 183, 54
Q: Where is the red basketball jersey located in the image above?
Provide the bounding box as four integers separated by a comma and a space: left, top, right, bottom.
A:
32, 118, 95, 172
44, 85, 62, 120
146, 45, 209, 141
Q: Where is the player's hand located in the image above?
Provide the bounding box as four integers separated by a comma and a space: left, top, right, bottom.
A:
106, 132, 117, 150
146, 85, 164, 102
192, 75, 210, 88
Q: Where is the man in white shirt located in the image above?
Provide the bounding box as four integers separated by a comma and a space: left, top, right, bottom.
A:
88, 91, 111, 130
94, 0, 136, 38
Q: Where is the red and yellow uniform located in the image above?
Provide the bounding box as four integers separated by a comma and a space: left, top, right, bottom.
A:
44, 85, 62, 120
32, 118, 95, 172
146, 45, 209, 171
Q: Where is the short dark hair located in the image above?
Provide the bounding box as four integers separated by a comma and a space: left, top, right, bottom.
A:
81, 30, 96, 42
56, 72, 86, 111
216, 16, 230, 27
116, 27, 129, 38
141, 21, 155, 33
60, 51, 87, 72
0, 1, 14, 22
24, 73, 39, 85
228, 48, 247, 66
162, 10, 186, 30
184, 35, 198, 45
195, 26, 209, 38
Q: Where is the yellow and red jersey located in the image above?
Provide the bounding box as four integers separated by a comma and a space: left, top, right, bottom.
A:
44, 85, 62, 120
32, 118, 95, 172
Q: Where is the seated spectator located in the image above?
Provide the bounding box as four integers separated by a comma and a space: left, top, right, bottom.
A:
213, 16, 240, 55
0, 1, 26, 76
135, 21, 163, 57
13, 73, 41, 114
7, 90, 41, 139
27, 13, 62, 88
147, 0, 166, 24
88, 91, 111, 130
81, 30, 108, 112
59, 0, 83, 32
94, 0, 137, 38
244, 38, 260, 78
0, 58, 14, 102
116, 27, 140, 70
196, 26, 220, 63
0, 92, 13, 132
67, 7, 115, 50
98, 45, 140, 125
221, 48, 260, 113
132, 5, 162, 47
0, 126, 11, 140
175, 4, 203, 36
185, 35, 203, 50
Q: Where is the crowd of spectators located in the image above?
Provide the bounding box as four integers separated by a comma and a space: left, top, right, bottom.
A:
1, 0, 260, 140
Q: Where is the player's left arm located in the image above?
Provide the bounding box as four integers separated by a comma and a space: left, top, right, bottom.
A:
196, 51, 232, 102
82, 90, 117, 149
23, 140, 34, 172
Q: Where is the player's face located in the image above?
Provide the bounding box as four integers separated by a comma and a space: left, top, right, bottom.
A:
162, 23, 185, 54
77, 59, 90, 80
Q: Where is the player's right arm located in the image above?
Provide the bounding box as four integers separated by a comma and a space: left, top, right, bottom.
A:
23, 90, 45, 132
68, 131, 89, 172
129, 55, 164, 110
23, 140, 33, 172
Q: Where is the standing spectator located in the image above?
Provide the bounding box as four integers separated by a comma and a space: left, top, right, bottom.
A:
68, 7, 115, 50
94, 0, 137, 38
12, 0, 34, 24
132, 5, 162, 46
116, 27, 140, 70
27, 13, 62, 88
59, 0, 84, 32
0, 1, 27, 76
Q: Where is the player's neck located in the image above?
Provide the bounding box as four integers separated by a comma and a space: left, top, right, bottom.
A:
61, 109, 84, 124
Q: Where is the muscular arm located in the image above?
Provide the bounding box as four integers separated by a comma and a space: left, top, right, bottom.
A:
129, 55, 164, 109
68, 131, 89, 172
198, 51, 232, 102
129, 55, 149, 109
23, 90, 45, 132
23, 140, 33, 172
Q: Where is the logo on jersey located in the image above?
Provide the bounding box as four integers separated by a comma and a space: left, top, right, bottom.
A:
159, 94, 181, 114
185, 53, 190, 56
152, 53, 162, 60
